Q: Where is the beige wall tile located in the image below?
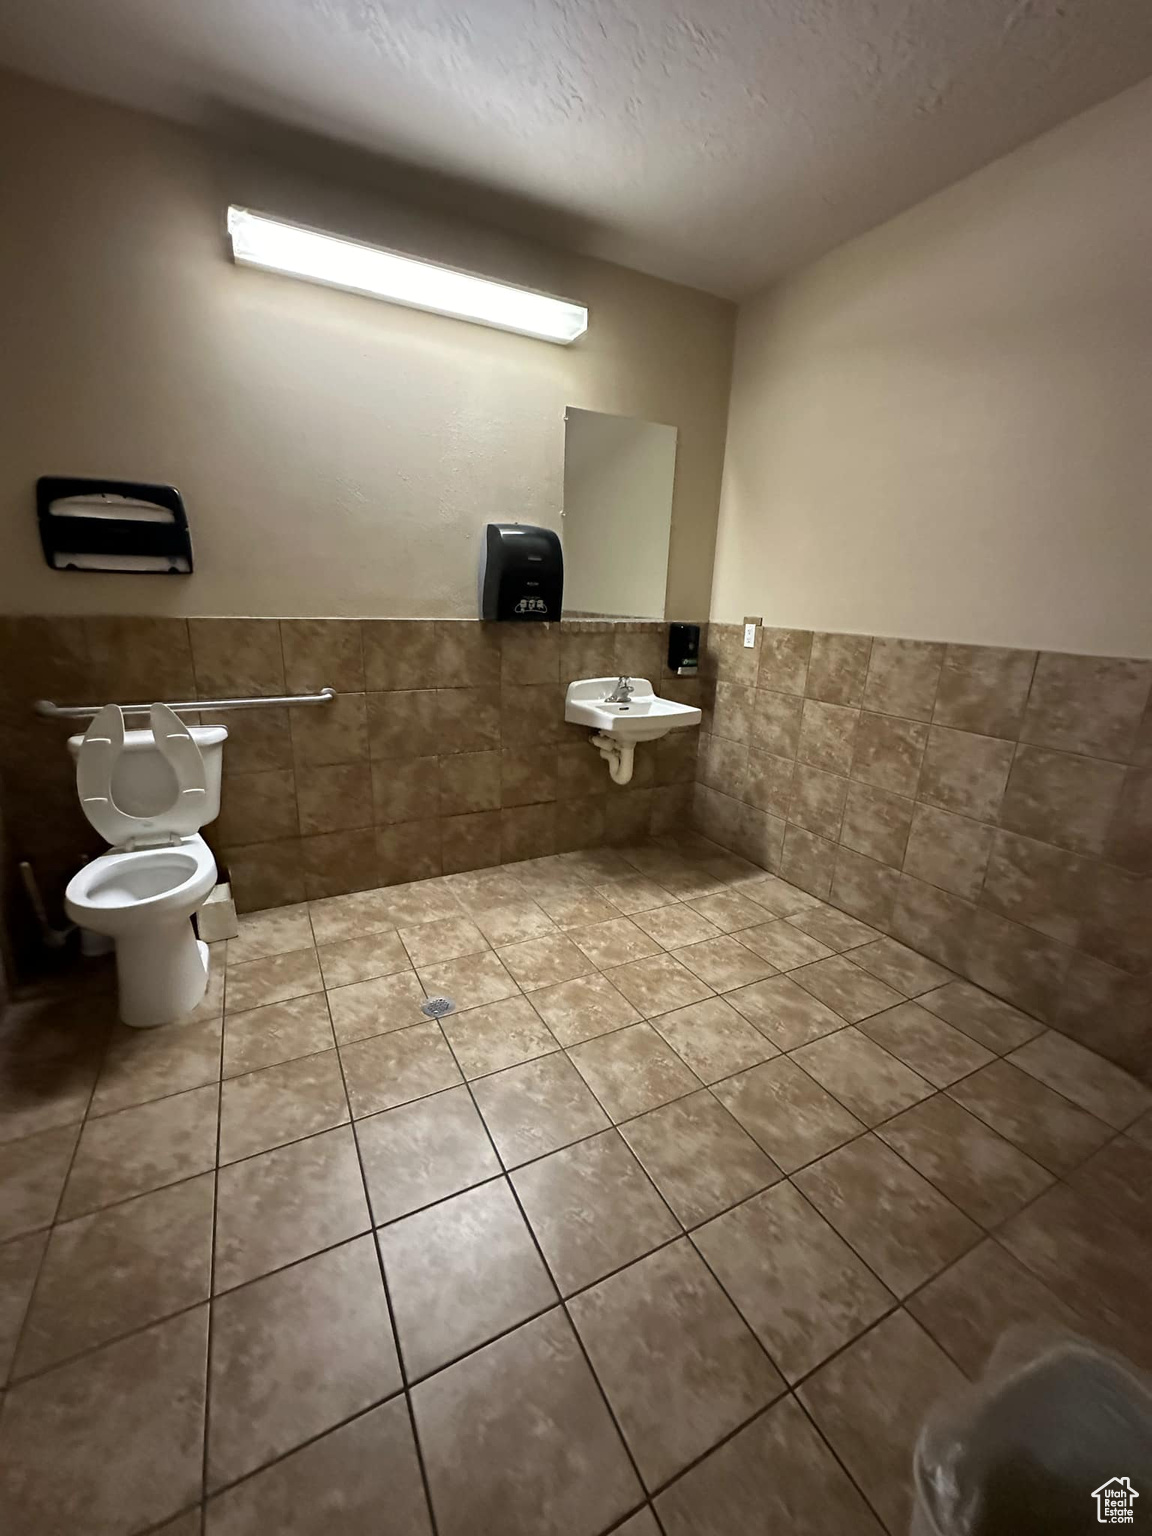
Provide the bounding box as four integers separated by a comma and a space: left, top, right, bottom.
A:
0, 616, 90, 705
500, 683, 566, 746
862, 638, 944, 722
560, 628, 615, 686
435, 687, 501, 755
981, 831, 1084, 946
738, 804, 787, 873
963, 908, 1073, 1022
1000, 745, 1126, 855
613, 627, 665, 682
806, 633, 872, 707
280, 620, 364, 694
851, 713, 927, 796
362, 620, 441, 692
302, 829, 380, 899
789, 765, 848, 840
85, 617, 195, 702
711, 682, 754, 744
1057, 952, 1151, 1079
224, 839, 305, 912
830, 847, 900, 928
290, 692, 368, 766
654, 731, 699, 787
706, 624, 759, 688
1020, 652, 1152, 761
295, 762, 373, 836
757, 629, 811, 695
502, 803, 558, 862
932, 644, 1036, 739
797, 700, 858, 775
839, 781, 914, 869
1078, 861, 1152, 975
439, 750, 501, 816
501, 625, 561, 686
435, 621, 502, 688
367, 690, 440, 760
441, 810, 502, 874
604, 791, 653, 847
555, 795, 607, 852
206, 706, 293, 776
744, 750, 794, 818
780, 825, 835, 899
216, 770, 298, 846
501, 747, 558, 808
903, 804, 994, 902
1106, 767, 1152, 875
557, 740, 608, 799
751, 690, 803, 758
890, 875, 976, 972
376, 820, 443, 885
698, 734, 747, 800
371, 755, 441, 824
651, 783, 693, 835
190, 620, 285, 699
918, 725, 1014, 822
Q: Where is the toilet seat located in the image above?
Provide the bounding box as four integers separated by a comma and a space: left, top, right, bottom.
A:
76, 702, 209, 848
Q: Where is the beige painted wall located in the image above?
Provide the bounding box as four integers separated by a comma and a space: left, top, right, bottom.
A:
0, 71, 733, 621
712, 76, 1152, 657
562, 409, 677, 619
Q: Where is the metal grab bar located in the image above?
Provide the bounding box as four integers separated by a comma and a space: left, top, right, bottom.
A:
34, 687, 337, 720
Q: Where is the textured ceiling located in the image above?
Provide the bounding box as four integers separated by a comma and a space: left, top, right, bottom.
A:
3, 0, 1151, 296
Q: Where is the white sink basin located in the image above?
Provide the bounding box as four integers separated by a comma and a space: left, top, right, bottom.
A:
565, 677, 702, 743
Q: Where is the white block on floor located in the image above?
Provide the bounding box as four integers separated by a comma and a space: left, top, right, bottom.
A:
196, 881, 239, 943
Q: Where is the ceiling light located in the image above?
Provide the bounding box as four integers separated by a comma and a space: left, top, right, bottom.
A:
226, 206, 588, 345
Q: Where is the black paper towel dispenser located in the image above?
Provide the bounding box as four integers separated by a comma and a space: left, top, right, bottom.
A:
480, 523, 563, 621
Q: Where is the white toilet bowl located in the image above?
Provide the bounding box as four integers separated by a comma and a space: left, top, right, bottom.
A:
64, 702, 227, 1029
66, 834, 218, 1028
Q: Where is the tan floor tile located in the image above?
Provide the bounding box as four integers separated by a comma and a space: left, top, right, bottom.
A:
675, 935, 777, 992
597, 875, 677, 915
568, 1022, 702, 1121
215, 1126, 370, 1290
14, 1174, 214, 1378
358, 1085, 500, 1224
412, 1307, 641, 1536
440, 994, 557, 1078
316, 930, 410, 987
614, 1509, 660, 1536
0, 1231, 46, 1383
693, 1181, 892, 1381
917, 979, 1042, 1052
798, 1310, 965, 1534
650, 996, 778, 1082
847, 937, 954, 997
91, 1014, 223, 1116
0, 1123, 78, 1241
449, 867, 531, 910
1129, 1109, 1152, 1149
787, 905, 881, 952
512, 1130, 679, 1295
226, 903, 314, 965
621, 1091, 781, 1227
205, 1398, 432, 1536
947, 1059, 1113, 1173
604, 953, 714, 1016
656, 1395, 884, 1536
495, 932, 596, 990
568, 917, 663, 969
341, 1022, 462, 1118
791, 1026, 933, 1124
382, 880, 464, 928
0, 1047, 100, 1145
527, 972, 642, 1046
687, 890, 772, 933
860, 1000, 994, 1087
326, 971, 429, 1044
562, 848, 636, 881
1069, 1136, 1152, 1238
308, 888, 395, 945
907, 1238, 1086, 1377
794, 1134, 980, 1297
1007, 1030, 1152, 1129
712, 1058, 864, 1173
222, 993, 334, 1077
743, 875, 824, 918
535, 890, 622, 929
208, 1236, 400, 1489
0, 1306, 208, 1535
61, 1085, 218, 1219
470, 899, 556, 946
380, 1179, 555, 1378
225, 948, 323, 1013
472, 1054, 610, 1168
570, 1239, 783, 1489
790, 953, 904, 1022
631, 903, 722, 950
737, 919, 832, 970
878, 1094, 1053, 1227
148, 1509, 202, 1536
418, 951, 521, 1010
399, 914, 489, 968
726, 974, 846, 1050
219, 1049, 348, 1163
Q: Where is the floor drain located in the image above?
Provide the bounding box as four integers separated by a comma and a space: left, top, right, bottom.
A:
422, 996, 456, 1018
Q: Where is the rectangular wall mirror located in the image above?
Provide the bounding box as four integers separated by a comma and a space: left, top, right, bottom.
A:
562, 407, 678, 620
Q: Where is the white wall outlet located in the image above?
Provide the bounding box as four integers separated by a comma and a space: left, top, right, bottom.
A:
743, 622, 757, 648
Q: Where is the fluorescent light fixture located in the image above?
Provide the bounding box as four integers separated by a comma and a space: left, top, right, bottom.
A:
226, 206, 587, 345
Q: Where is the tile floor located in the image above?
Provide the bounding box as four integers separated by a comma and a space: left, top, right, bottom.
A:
1, 833, 1150, 1535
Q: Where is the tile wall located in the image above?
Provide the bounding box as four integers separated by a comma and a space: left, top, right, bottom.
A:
0, 617, 701, 967
692, 626, 1151, 1077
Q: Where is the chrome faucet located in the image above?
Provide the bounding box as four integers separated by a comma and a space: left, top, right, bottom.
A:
605, 676, 634, 704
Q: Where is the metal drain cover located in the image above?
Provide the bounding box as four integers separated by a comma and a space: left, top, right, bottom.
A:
421, 996, 456, 1018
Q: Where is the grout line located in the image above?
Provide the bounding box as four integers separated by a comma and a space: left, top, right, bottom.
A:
197, 953, 227, 1531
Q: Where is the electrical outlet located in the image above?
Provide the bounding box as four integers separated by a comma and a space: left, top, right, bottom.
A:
743, 622, 757, 648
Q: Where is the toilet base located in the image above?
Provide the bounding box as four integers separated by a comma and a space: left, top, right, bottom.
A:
114, 921, 210, 1028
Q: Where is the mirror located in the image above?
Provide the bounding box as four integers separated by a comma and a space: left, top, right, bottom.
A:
562, 407, 677, 620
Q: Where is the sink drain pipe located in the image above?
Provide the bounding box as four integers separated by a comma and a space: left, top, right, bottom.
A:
590, 732, 635, 786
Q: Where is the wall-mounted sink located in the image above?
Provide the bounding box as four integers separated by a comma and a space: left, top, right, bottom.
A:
565, 676, 701, 783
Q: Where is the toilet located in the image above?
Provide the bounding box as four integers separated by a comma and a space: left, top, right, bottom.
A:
64, 702, 227, 1028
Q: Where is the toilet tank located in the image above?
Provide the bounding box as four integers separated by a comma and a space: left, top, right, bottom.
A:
68, 723, 227, 822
